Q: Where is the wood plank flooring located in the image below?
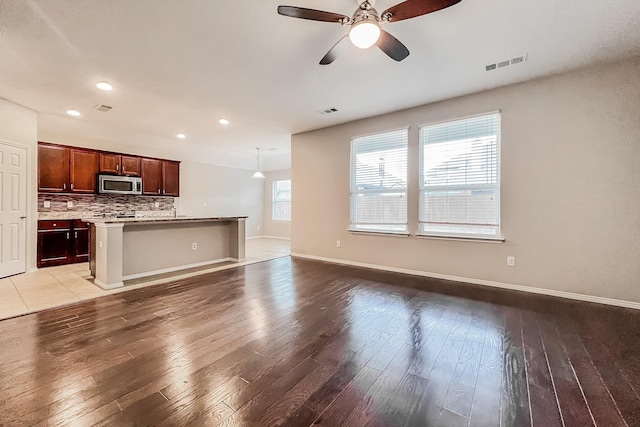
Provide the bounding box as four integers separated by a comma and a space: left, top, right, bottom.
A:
0, 257, 639, 426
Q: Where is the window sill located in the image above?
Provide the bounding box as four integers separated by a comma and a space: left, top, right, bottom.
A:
415, 234, 505, 243
348, 229, 410, 238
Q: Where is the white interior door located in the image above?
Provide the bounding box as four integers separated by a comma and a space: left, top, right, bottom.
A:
0, 142, 27, 277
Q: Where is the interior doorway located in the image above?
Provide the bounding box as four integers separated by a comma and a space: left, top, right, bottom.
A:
0, 141, 27, 278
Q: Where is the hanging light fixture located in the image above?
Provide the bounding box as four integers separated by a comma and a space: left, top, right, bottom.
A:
251, 148, 265, 179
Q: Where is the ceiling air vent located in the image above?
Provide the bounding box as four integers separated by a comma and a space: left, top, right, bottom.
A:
94, 104, 112, 112
317, 107, 338, 115
485, 53, 528, 72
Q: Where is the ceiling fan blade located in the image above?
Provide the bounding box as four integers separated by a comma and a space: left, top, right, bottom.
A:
382, 0, 461, 22
320, 35, 348, 65
277, 6, 349, 23
377, 30, 410, 62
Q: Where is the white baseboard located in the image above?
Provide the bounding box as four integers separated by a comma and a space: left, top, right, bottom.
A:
290, 252, 640, 311
248, 235, 291, 241
94, 279, 124, 290
122, 258, 233, 281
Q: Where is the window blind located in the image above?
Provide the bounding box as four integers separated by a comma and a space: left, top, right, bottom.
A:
350, 129, 408, 233
419, 113, 500, 238
272, 179, 291, 221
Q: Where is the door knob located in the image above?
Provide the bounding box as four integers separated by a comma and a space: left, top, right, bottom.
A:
20, 216, 26, 219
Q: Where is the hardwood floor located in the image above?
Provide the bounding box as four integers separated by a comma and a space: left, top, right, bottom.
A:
0, 257, 639, 426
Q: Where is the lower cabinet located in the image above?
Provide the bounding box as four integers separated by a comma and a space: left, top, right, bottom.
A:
37, 220, 91, 268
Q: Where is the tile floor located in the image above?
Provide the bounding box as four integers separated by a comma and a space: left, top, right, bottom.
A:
0, 237, 290, 321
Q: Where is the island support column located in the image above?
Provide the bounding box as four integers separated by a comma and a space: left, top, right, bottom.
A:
93, 222, 125, 289
229, 218, 246, 262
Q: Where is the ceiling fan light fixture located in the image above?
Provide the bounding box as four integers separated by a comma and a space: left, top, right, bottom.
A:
349, 19, 380, 49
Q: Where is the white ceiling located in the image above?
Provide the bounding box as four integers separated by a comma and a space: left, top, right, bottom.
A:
1, 0, 639, 170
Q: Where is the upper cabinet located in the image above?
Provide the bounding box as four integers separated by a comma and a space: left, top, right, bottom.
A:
39, 144, 97, 193
141, 158, 180, 196
69, 149, 98, 193
163, 161, 180, 196
38, 144, 69, 192
38, 142, 179, 196
141, 158, 163, 195
99, 153, 141, 176
121, 155, 141, 176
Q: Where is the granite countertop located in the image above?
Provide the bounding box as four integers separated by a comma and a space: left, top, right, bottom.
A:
38, 210, 176, 220
83, 216, 248, 224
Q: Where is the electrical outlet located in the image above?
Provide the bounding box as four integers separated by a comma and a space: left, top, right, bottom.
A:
507, 256, 516, 267
67, 201, 74, 208
99, 241, 103, 248
203, 202, 207, 208
336, 240, 341, 248
192, 243, 197, 250
43, 201, 51, 208
154, 202, 160, 208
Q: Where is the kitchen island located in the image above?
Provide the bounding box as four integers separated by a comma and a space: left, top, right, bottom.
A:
86, 216, 246, 289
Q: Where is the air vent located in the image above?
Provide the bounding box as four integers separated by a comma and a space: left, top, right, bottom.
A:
317, 107, 338, 115
94, 104, 112, 112
485, 53, 528, 72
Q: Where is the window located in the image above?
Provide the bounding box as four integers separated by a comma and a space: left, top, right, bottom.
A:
419, 112, 501, 238
350, 129, 408, 233
272, 179, 291, 221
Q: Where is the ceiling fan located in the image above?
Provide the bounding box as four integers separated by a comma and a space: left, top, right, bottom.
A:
277, 0, 462, 65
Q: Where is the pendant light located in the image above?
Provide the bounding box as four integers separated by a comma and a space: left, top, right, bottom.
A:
251, 148, 265, 179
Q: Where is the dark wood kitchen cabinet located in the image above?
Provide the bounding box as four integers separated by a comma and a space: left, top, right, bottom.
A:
163, 160, 180, 196
141, 158, 163, 195
39, 144, 98, 193
71, 220, 90, 261
37, 220, 91, 267
39, 142, 178, 195
69, 149, 98, 193
140, 158, 179, 196
121, 155, 141, 176
38, 144, 69, 192
37, 220, 71, 267
99, 153, 141, 176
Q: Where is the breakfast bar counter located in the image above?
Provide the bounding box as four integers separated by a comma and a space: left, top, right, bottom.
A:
86, 216, 247, 289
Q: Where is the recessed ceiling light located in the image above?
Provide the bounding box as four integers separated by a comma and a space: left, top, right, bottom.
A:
96, 81, 113, 91
219, 118, 229, 125
66, 110, 81, 117
176, 133, 186, 139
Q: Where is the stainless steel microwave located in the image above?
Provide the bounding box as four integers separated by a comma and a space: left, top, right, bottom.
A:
98, 174, 142, 195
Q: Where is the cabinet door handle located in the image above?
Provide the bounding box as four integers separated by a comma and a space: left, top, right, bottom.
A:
116, 165, 119, 171
66, 232, 70, 240
63, 184, 66, 190
70, 183, 73, 190
75, 232, 78, 239
122, 166, 125, 172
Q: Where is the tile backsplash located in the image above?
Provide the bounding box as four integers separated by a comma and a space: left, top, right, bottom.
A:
38, 194, 175, 219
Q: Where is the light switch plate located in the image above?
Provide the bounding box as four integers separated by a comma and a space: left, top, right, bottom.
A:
67, 201, 74, 208
43, 201, 51, 208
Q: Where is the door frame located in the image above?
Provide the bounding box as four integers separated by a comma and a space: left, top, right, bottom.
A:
0, 138, 34, 275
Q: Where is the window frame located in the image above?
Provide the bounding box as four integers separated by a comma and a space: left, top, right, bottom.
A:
271, 179, 291, 222
349, 127, 409, 235
418, 111, 502, 240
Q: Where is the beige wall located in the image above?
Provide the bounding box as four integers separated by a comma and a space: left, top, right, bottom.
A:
262, 170, 291, 239
0, 98, 38, 271
177, 161, 264, 237
291, 57, 640, 304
